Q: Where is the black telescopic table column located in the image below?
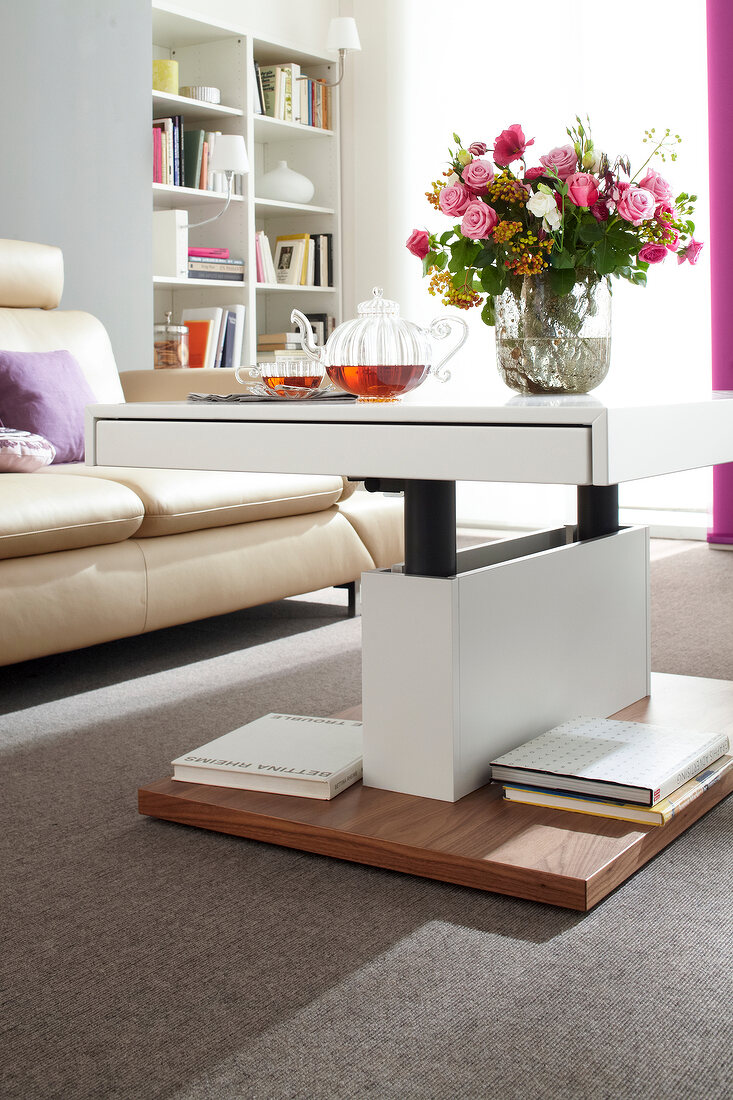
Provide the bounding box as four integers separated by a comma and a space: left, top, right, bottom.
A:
404, 479, 457, 577
577, 484, 619, 540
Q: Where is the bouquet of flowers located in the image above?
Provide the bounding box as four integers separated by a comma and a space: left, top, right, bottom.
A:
406, 118, 702, 329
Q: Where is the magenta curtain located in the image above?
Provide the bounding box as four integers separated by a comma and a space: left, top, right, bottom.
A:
707, 0, 733, 542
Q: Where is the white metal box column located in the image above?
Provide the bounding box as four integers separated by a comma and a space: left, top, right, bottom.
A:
361, 526, 651, 802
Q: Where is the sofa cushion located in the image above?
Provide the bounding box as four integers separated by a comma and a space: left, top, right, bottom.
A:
0, 349, 96, 462
39, 466, 346, 536
0, 473, 144, 560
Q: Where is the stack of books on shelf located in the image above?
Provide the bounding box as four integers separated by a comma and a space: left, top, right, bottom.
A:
171, 713, 363, 800
257, 331, 303, 357
180, 304, 246, 369
257, 314, 334, 359
255, 230, 278, 284
188, 247, 244, 282
254, 61, 331, 129
490, 716, 731, 826
273, 233, 333, 286
152, 119, 242, 195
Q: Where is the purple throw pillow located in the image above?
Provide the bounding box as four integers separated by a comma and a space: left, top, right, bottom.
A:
0, 349, 97, 463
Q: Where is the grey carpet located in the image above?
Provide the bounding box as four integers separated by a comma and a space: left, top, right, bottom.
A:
1, 549, 731, 1100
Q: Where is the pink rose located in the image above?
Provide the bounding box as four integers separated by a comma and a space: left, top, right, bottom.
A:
655, 201, 675, 223
524, 166, 546, 180
493, 124, 534, 166
439, 182, 472, 218
539, 144, 578, 180
666, 227, 680, 251
566, 172, 600, 208
638, 243, 668, 264
678, 238, 704, 265
461, 158, 495, 194
617, 186, 656, 225
461, 201, 499, 240
590, 199, 609, 222
638, 169, 673, 203
468, 141, 487, 156
406, 229, 430, 260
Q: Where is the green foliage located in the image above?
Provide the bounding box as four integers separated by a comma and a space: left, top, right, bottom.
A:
548, 267, 576, 296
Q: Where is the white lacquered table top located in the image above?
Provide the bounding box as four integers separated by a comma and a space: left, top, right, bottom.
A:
87, 390, 733, 486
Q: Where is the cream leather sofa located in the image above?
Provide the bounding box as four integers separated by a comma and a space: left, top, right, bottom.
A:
0, 240, 403, 666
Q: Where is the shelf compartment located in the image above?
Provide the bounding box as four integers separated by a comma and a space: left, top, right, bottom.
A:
153, 183, 245, 208
254, 197, 334, 216
152, 91, 243, 123
253, 115, 334, 142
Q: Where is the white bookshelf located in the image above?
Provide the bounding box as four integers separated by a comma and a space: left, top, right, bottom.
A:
152, 2, 342, 368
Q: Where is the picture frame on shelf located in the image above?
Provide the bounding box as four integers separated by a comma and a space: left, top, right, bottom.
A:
274, 236, 306, 285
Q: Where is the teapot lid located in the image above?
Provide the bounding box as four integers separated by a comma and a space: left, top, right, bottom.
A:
357, 287, 400, 317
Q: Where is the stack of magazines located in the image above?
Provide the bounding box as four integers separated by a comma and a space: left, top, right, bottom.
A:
490, 717, 731, 826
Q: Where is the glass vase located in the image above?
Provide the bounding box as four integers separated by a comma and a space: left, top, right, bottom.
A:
494, 272, 611, 395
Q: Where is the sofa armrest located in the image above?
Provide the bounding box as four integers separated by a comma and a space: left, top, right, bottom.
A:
120, 368, 257, 403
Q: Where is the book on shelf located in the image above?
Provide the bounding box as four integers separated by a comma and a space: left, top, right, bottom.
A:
181, 307, 223, 370
251, 59, 264, 115
273, 233, 309, 285
223, 303, 246, 367
490, 716, 731, 806
258, 66, 277, 117
153, 209, 188, 278
502, 754, 733, 826
188, 257, 245, 282
171, 712, 363, 799
153, 116, 185, 186
304, 313, 329, 345
183, 319, 213, 369
183, 129, 205, 191
256, 232, 277, 283
189, 247, 230, 259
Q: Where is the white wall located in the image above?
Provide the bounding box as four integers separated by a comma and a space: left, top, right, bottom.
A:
339, 0, 712, 530
170, 0, 339, 56
0, 0, 152, 376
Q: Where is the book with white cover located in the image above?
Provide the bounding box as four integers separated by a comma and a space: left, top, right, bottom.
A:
172, 713, 363, 799
490, 717, 730, 805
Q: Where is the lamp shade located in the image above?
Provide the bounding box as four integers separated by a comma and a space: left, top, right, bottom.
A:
209, 134, 249, 174
326, 17, 361, 52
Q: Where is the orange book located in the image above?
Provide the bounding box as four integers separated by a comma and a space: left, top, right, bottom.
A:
199, 142, 209, 190
184, 320, 211, 368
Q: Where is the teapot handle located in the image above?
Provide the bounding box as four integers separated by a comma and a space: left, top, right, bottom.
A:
428, 316, 468, 382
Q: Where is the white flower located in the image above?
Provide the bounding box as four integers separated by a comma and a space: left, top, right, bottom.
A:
589, 149, 605, 173
543, 207, 562, 232
526, 191, 557, 219
445, 171, 460, 185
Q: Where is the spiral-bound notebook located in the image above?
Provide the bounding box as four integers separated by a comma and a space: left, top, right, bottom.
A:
187, 391, 357, 403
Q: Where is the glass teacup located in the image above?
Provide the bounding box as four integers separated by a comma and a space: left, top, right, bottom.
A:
236, 359, 327, 399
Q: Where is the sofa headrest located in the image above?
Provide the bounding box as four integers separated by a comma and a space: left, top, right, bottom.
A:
0, 240, 64, 310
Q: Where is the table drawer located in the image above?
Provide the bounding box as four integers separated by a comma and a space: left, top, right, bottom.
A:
92, 419, 593, 485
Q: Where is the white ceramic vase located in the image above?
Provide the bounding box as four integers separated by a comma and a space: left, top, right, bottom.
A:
258, 160, 315, 204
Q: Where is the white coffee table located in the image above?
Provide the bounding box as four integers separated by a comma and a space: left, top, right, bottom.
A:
86, 392, 733, 908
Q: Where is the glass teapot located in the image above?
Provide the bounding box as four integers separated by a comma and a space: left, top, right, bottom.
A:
290, 288, 468, 402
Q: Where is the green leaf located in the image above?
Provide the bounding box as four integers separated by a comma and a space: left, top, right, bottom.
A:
592, 239, 626, 276
550, 248, 575, 269
439, 231, 453, 246
549, 267, 576, 296
453, 133, 462, 145
479, 266, 505, 295
578, 219, 604, 244
481, 298, 496, 327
